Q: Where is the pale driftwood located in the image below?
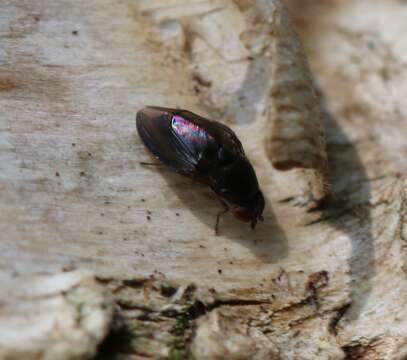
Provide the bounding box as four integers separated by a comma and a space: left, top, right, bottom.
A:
240, 0, 329, 200
0, 271, 113, 360
1, 0, 407, 359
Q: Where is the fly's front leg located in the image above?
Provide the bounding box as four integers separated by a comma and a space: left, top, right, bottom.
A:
139, 161, 163, 166
215, 198, 230, 236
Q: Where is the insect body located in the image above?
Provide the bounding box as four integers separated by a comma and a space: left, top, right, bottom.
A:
136, 106, 264, 232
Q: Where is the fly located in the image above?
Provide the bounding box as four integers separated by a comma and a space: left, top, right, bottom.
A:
136, 106, 265, 233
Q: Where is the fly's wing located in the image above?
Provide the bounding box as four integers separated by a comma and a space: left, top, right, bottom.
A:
205, 120, 246, 157
148, 106, 246, 158
136, 107, 215, 176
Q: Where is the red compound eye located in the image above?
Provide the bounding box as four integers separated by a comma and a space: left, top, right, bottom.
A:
232, 207, 252, 223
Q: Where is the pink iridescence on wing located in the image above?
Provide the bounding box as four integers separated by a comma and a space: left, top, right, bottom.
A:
171, 115, 211, 141
232, 207, 252, 223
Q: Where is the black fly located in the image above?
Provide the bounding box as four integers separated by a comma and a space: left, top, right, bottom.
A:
136, 106, 264, 233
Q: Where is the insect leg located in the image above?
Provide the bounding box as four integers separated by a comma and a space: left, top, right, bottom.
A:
139, 161, 163, 166
215, 199, 230, 236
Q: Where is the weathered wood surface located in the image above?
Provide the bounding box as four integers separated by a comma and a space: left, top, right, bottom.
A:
1, 0, 407, 359
0, 271, 114, 360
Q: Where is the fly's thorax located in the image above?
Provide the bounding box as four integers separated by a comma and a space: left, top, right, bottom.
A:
196, 141, 223, 174
216, 156, 261, 206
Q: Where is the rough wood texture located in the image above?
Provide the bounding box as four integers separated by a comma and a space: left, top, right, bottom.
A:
240, 0, 330, 200
1, 0, 407, 359
0, 271, 113, 360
